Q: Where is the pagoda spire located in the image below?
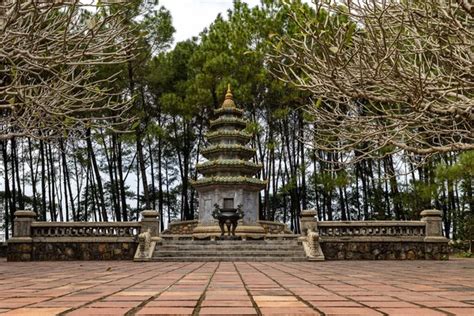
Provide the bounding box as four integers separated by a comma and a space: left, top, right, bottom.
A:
222, 83, 236, 108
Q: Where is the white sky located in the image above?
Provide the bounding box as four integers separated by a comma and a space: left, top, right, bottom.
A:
159, 0, 278, 44
91, 1, 312, 44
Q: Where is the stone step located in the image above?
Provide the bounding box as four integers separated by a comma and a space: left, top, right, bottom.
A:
151, 237, 306, 261
159, 240, 300, 245
153, 250, 305, 257
157, 245, 301, 250
150, 256, 308, 262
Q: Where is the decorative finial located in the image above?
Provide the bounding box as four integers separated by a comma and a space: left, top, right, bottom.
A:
222, 83, 236, 108
225, 84, 233, 100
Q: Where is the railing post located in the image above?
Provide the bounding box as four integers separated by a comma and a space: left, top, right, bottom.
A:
300, 209, 318, 236
299, 209, 325, 261
13, 210, 36, 237
140, 210, 160, 236
7, 210, 36, 261
421, 209, 448, 242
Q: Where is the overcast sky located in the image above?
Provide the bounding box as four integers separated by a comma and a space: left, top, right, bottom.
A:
160, 0, 263, 43
159, 0, 313, 44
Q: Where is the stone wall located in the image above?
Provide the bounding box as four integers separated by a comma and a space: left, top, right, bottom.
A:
320, 241, 449, 260
7, 240, 137, 261
0, 242, 7, 257
7, 210, 160, 261
163, 220, 198, 235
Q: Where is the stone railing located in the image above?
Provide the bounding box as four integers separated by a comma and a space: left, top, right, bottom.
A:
318, 221, 426, 240
31, 222, 141, 239
300, 209, 449, 260
8, 210, 160, 261
163, 219, 199, 235
258, 220, 293, 235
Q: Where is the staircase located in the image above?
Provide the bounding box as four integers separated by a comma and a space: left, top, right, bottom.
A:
151, 238, 307, 262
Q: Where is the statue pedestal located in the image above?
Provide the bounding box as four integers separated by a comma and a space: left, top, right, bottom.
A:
192, 224, 266, 240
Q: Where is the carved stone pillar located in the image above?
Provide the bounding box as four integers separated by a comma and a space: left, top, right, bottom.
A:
421, 209, 448, 242
300, 209, 318, 236
7, 210, 36, 261
13, 210, 36, 238
299, 209, 325, 261
140, 210, 160, 236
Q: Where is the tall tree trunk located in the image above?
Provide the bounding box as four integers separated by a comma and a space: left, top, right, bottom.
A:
12, 139, 24, 210
299, 111, 307, 211
61, 140, 76, 221
137, 130, 150, 210
2, 141, 12, 238
116, 136, 128, 221
157, 134, 164, 230
99, 132, 121, 221
39, 140, 47, 221
60, 140, 70, 221
72, 142, 82, 220
86, 129, 108, 221
27, 138, 38, 214
147, 136, 156, 210
48, 143, 59, 221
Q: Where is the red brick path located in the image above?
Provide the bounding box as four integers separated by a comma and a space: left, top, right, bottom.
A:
0, 259, 472, 315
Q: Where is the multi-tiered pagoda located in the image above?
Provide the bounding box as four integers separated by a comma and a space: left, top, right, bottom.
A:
192, 85, 266, 238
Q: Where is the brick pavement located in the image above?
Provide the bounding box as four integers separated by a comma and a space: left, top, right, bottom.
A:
0, 259, 472, 315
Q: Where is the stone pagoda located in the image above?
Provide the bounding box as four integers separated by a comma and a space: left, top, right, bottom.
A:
192, 85, 266, 238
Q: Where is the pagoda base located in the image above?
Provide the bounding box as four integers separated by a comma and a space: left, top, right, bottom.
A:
192, 224, 266, 240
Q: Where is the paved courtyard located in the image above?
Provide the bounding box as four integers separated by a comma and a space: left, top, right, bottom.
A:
0, 259, 472, 316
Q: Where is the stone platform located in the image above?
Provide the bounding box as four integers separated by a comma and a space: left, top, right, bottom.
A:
0, 259, 472, 315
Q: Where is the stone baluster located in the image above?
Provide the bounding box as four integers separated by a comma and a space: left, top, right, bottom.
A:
140, 210, 160, 236
421, 209, 448, 242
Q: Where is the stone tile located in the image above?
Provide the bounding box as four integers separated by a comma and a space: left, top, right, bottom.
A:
135, 307, 194, 315
377, 308, 449, 315
259, 307, 321, 315
418, 301, 472, 307
309, 301, 362, 307
253, 296, 298, 302
87, 301, 141, 308
439, 308, 474, 316
201, 300, 254, 307
2, 307, 69, 315
256, 301, 307, 307
363, 301, 419, 308
350, 295, 398, 301
317, 307, 383, 315
66, 308, 131, 315
146, 300, 198, 307
198, 307, 258, 315
302, 295, 347, 301
101, 295, 150, 302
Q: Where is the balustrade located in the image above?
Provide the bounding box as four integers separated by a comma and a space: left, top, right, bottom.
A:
31, 222, 141, 238
318, 221, 426, 238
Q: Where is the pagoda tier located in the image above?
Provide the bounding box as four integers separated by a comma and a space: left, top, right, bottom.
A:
196, 159, 263, 177
200, 144, 256, 160
206, 130, 252, 145
191, 84, 266, 191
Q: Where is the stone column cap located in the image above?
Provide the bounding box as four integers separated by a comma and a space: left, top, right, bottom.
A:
141, 210, 160, 219
14, 210, 36, 218
420, 209, 443, 217
300, 209, 317, 218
